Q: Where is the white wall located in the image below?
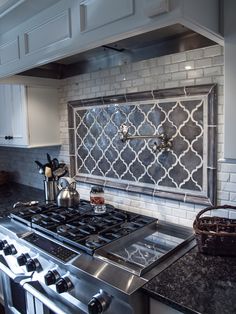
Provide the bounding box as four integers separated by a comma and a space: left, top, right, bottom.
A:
1, 44, 234, 227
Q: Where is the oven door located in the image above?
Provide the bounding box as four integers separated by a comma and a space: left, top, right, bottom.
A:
23, 281, 87, 314
0, 254, 30, 314
0, 272, 27, 314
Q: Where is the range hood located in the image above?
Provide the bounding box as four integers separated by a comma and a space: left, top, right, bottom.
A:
18, 23, 216, 79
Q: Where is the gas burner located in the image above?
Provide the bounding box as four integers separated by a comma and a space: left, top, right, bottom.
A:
10, 199, 157, 254
85, 235, 108, 249
100, 231, 120, 241
116, 228, 133, 236
119, 222, 139, 230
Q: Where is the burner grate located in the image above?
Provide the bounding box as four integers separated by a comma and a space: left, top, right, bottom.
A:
10, 199, 157, 254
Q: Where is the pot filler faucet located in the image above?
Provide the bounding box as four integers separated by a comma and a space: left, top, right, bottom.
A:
119, 123, 172, 152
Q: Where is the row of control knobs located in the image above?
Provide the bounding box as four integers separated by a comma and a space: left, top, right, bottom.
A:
17, 253, 73, 293
0, 240, 17, 255
44, 269, 73, 293
0, 240, 73, 294
0, 240, 110, 313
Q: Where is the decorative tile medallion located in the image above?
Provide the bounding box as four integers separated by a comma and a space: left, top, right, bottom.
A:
68, 85, 217, 205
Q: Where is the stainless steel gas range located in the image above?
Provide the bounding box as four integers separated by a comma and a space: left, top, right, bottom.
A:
0, 200, 194, 314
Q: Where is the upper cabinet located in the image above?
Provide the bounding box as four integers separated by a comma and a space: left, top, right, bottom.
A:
0, 84, 60, 148
0, 0, 222, 79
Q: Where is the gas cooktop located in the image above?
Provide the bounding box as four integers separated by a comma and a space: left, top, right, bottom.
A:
11, 200, 157, 255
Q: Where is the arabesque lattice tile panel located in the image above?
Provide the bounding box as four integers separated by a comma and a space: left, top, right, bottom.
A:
68, 85, 217, 205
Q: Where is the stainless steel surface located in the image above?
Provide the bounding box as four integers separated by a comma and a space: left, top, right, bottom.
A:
0, 202, 195, 314
44, 179, 58, 203
24, 281, 87, 314
95, 221, 194, 277
18, 25, 215, 78
56, 177, 80, 207
13, 201, 39, 209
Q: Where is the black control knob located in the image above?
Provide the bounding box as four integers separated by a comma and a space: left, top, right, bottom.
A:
26, 258, 41, 272
88, 290, 111, 314
17, 253, 30, 266
88, 298, 103, 314
0, 240, 7, 250
44, 270, 60, 286
55, 277, 73, 294
3, 244, 17, 256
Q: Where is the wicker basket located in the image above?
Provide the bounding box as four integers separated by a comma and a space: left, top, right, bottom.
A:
193, 205, 236, 256
0, 171, 9, 186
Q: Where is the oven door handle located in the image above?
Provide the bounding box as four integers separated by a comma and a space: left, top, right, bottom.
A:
23, 281, 87, 314
0, 255, 30, 283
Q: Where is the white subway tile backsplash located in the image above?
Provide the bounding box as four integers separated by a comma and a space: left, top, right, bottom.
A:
195, 58, 212, 68
179, 79, 195, 86
204, 45, 222, 57
172, 71, 187, 80
218, 172, 230, 182
172, 208, 187, 218
204, 66, 222, 77
230, 174, 236, 182
164, 63, 179, 73
178, 61, 195, 71
230, 192, 236, 202
187, 69, 204, 79
229, 211, 236, 219
186, 49, 204, 60
221, 163, 236, 173
157, 55, 171, 65
171, 52, 187, 63
222, 182, 236, 192
217, 191, 230, 201
164, 81, 179, 88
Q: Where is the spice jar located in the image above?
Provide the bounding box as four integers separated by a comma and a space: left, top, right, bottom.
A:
90, 186, 106, 213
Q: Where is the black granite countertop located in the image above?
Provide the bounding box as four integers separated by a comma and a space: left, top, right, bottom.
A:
143, 247, 236, 314
0, 182, 44, 217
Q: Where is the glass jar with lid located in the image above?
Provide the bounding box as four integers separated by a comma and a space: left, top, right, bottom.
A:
90, 186, 106, 213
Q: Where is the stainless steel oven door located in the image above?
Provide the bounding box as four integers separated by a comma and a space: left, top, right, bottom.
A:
23, 281, 87, 314
0, 272, 27, 314
0, 254, 30, 314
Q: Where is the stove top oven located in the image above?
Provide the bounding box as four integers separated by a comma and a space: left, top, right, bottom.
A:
0, 200, 194, 314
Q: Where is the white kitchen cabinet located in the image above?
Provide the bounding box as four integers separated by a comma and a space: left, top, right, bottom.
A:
0, 84, 60, 148
0, 0, 223, 79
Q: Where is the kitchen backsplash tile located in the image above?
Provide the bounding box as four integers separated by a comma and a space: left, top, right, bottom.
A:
69, 84, 216, 205
0, 44, 230, 227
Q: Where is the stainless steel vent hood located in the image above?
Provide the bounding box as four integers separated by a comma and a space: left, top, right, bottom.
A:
18, 23, 216, 79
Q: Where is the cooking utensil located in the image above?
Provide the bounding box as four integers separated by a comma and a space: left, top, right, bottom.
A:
51, 158, 59, 170
44, 179, 58, 203
13, 201, 39, 208
56, 177, 80, 207
53, 165, 68, 179
47, 153, 52, 166
45, 166, 52, 178
35, 160, 44, 174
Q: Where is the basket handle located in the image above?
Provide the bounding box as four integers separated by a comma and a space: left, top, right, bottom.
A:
195, 204, 236, 222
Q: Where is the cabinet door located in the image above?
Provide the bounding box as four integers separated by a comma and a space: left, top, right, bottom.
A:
10, 85, 28, 146
79, 0, 134, 32
0, 84, 28, 147
0, 85, 11, 145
